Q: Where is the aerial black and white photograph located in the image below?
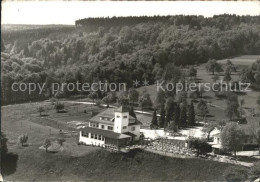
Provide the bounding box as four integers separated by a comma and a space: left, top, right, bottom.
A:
1, 0, 260, 181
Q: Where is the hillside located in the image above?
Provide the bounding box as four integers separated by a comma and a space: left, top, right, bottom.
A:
3, 146, 244, 181
1, 15, 260, 105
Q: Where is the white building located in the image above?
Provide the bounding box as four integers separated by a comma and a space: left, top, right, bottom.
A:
79, 106, 142, 148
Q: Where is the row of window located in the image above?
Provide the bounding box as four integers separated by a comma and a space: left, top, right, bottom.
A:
116, 115, 128, 119
90, 122, 99, 128
100, 117, 112, 121
89, 122, 114, 131
82, 132, 105, 141
89, 122, 136, 131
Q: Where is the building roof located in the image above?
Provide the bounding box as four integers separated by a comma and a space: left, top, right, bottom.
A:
114, 105, 129, 113
123, 132, 137, 137
89, 107, 142, 126
80, 127, 132, 139
89, 108, 115, 125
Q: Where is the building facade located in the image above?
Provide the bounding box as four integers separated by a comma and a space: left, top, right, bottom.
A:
79, 106, 141, 148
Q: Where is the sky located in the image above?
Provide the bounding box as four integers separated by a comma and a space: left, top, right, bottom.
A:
2, 1, 260, 25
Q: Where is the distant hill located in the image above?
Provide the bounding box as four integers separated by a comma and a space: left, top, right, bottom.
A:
1, 14, 260, 105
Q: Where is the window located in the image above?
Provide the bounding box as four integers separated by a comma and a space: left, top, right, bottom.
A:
131, 127, 135, 131
108, 126, 113, 130
82, 131, 88, 137
91, 133, 94, 139
94, 134, 98, 139
96, 123, 99, 128
98, 135, 102, 140
123, 116, 127, 118
123, 126, 127, 129
102, 137, 105, 141
101, 125, 104, 129
116, 115, 120, 118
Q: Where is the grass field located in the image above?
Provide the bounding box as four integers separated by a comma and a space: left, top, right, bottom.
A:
217, 55, 260, 66
2, 145, 245, 181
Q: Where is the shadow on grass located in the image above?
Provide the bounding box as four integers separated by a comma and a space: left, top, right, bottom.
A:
39, 114, 49, 117
201, 95, 212, 99
234, 91, 247, 96
1, 152, 18, 176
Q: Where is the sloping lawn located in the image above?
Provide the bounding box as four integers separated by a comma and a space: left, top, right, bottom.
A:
3, 148, 246, 181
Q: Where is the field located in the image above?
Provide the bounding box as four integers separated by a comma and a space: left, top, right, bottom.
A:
217, 55, 260, 66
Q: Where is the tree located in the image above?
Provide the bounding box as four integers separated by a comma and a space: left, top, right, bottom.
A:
57, 137, 66, 146
188, 66, 197, 78
165, 97, 175, 125
188, 138, 212, 156
221, 123, 244, 157
37, 105, 45, 116
1, 132, 8, 155
187, 102, 195, 126
129, 106, 136, 118
168, 121, 178, 133
197, 100, 208, 120
179, 105, 187, 127
158, 106, 165, 128
88, 92, 98, 104
18, 134, 28, 147
43, 138, 51, 152
205, 59, 222, 75
202, 120, 226, 141
174, 104, 181, 126
223, 69, 232, 83
226, 92, 239, 120
154, 89, 166, 109
239, 98, 245, 116
150, 110, 158, 129
55, 102, 65, 113
128, 88, 139, 104
102, 95, 110, 108
250, 126, 260, 154
138, 92, 153, 111
225, 60, 236, 74
117, 91, 129, 106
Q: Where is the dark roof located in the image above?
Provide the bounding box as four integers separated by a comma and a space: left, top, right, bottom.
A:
115, 106, 129, 112
128, 119, 142, 126
89, 107, 142, 126
90, 108, 115, 124
123, 132, 136, 137
80, 127, 132, 139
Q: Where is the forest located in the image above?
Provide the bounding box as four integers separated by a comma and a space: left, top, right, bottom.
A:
1, 14, 260, 105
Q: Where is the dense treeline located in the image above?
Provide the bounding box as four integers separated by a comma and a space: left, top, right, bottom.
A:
1, 14, 260, 105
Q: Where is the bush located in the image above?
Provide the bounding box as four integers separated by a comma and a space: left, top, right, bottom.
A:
55, 102, 65, 113
57, 138, 66, 146
95, 99, 101, 107
188, 138, 212, 156
37, 105, 45, 116
43, 138, 51, 152
18, 134, 28, 147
